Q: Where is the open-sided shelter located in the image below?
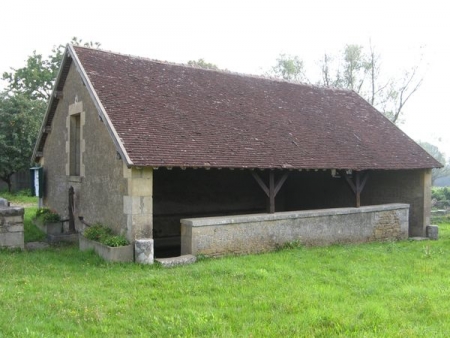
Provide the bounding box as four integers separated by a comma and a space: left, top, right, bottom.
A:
32, 45, 441, 258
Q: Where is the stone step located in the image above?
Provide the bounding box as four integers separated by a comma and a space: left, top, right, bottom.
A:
155, 254, 196, 268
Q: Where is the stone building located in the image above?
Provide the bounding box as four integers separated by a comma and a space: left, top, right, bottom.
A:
32, 45, 441, 259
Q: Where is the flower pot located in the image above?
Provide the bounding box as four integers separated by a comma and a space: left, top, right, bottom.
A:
33, 218, 62, 235
79, 234, 134, 262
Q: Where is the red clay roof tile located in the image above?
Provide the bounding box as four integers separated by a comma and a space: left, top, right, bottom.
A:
72, 46, 441, 170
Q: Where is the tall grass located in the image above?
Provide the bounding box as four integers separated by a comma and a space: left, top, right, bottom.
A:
23, 207, 46, 242
1, 223, 450, 337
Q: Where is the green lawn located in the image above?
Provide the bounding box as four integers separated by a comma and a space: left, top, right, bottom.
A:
1, 219, 450, 337
0, 189, 37, 206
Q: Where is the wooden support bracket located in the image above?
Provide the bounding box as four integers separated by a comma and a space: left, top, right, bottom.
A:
341, 170, 369, 207
252, 171, 289, 213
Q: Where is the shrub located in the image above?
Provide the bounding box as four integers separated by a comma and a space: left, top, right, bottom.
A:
35, 208, 51, 218
35, 208, 61, 223
432, 187, 450, 202
83, 223, 129, 247
102, 235, 129, 247
84, 223, 112, 241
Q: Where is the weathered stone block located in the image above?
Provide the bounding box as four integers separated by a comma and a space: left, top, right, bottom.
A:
128, 178, 152, 196
0, 232, 24, 249
131, 167, 153, 179
4, 215, 24, 224
426, 225, 439, 240
1, 206, 24, 250
123, 196, 153, 215
156, 254, 196, 267
135, 239, 154, 264
7, 224, 24, 233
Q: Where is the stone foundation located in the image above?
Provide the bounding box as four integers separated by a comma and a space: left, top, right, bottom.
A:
0, 203, 25, 250
181, 204, 409, 256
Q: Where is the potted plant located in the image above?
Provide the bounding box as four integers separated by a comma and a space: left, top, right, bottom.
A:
79, 223, 133, 262
33, 208, 62, 235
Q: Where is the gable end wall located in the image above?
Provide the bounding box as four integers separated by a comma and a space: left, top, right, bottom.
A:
39, 63, 128, 237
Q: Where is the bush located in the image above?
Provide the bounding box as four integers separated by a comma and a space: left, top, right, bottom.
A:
83, 223, 128, 247
432, 187, 450, 202
435, 200, 450, 209
102, 235, 129, 247
84, 223, 112, 241
35, 208, 51, 218
35, 208, 61, 223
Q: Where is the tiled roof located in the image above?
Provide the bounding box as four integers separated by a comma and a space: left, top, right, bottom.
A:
70, 46, 441, 170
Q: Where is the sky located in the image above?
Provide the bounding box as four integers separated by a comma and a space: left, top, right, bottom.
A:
1, 0, 449, 158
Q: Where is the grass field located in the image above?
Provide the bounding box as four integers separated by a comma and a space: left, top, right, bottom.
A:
0, 189, 37, 206
1, 218, 450, 337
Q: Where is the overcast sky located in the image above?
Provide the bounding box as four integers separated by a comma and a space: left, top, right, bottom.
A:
2, 0, 449, 157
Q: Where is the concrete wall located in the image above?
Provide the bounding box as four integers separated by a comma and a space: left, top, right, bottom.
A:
39, 63, 131, 239
0, 205, 24, 250
181, 204, 409, 256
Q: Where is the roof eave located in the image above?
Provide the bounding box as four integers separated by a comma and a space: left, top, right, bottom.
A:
32, 47, 71, 163
68, 44, 133, 167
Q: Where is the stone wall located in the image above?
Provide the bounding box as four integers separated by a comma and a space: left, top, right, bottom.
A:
362, 169, 431, 237
38, 63, 129, 239
284, 169, 430, 237
181, 203, 409, 256
0, 204, 24, 250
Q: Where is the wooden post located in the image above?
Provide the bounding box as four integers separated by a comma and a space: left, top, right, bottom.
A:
68, 186, 75, 233
269, 171, 275, 213
355, 171, 361, 208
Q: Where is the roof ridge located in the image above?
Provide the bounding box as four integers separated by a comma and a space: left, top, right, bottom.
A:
70, 44, 353, 93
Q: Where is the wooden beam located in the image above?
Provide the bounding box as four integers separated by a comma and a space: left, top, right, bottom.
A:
274, 172, 289, 196
252, 171, 289, 214
341, 170, 369, 208
359, 171, 369, 193
251, 171, 269, 197
342, 172, 356, 194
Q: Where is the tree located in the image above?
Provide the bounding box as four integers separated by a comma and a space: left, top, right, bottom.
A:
269, 54, 307, 82
187, 59, 219, 70
270, 43, 424, 124
2, 37, 101, 101
0, 92, 46, 191
0, 37, 100, 191
318, 44, 423, 124
417, 141, 450, 185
